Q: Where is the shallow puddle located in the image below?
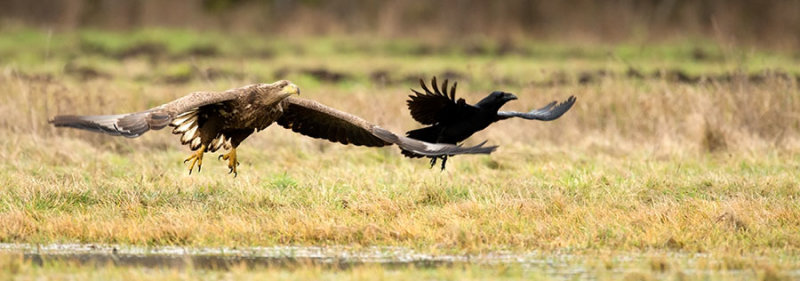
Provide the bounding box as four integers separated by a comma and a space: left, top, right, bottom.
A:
0, 243, 794, 280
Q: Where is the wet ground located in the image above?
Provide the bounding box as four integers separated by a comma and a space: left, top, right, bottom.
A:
2, 243, 797, 280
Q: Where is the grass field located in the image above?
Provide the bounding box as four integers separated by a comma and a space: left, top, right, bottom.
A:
1, 28, 799, 280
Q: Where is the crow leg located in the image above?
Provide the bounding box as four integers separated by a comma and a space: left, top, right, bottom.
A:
218, 148, 240, 177
429, 156, 438, 168
440, 155, 448, 171
183, 144, 206, 174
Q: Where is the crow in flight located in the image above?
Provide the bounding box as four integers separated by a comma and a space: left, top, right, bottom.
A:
402, 77, 576, 170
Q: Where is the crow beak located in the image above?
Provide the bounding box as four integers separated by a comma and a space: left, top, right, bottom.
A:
504, 93, 518, 101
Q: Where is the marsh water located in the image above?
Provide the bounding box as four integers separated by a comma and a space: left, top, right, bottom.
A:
0, 243, 794, 280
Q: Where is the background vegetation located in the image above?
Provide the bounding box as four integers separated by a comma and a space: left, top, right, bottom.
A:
2, 0, 800, 48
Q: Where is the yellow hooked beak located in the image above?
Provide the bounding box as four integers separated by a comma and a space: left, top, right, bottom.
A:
282, 83, 300, 97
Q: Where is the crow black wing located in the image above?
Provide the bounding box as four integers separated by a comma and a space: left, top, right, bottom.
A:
497, 96, 576, 121
407, 77, 477, 125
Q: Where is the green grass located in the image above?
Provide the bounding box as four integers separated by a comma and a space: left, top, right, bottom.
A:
2, 27, 799, 77
1, 28, 799, 279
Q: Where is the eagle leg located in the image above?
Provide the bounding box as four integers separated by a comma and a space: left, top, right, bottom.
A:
183, 144, 206, 175
218, 148, 240, 177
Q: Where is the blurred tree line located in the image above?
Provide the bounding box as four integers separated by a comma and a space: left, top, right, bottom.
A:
1, 0, 799, 48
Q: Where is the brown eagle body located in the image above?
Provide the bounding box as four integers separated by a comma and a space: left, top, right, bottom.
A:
50, 80, 497, 175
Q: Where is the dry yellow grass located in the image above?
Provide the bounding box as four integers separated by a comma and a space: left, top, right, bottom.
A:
1, 30, 799, 278
2, 67, 798, 252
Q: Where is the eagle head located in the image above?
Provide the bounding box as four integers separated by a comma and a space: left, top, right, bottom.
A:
280, 81, 300, 97
256, 80, 300, 106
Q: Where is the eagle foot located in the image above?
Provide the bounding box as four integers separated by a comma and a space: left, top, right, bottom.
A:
218, 148, 240, 177
183, 144, 206, 174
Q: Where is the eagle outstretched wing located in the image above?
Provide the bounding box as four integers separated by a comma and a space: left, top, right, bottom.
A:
497, 96, 577, 121
406, 77, 477, 125
49, 85, 257, 137
277, 97, 497, 156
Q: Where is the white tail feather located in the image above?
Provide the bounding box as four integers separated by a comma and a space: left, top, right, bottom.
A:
191, 137, 202, 150
174, 120, 195, 133
209, 134, 226, 152
181, 125, 198, 143
170, 112, 197, 127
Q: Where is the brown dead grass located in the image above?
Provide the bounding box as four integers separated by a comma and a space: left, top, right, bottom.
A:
0, 38, 799, 260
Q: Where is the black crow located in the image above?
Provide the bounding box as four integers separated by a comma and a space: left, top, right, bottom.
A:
402, 77, 576, 170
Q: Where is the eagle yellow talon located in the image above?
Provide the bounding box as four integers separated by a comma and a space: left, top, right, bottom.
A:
184, 145, 206, 174
219, 148, 239, 176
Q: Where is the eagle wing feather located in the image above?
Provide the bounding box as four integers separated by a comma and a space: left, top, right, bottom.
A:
277, 97, 497, 156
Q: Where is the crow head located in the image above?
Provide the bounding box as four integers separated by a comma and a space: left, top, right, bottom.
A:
475, 91, 518, 111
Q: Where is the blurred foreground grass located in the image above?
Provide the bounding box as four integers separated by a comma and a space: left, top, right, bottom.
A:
1, 28, 799, 279
1, 251, 796, 281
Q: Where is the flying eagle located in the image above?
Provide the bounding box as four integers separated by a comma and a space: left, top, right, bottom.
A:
50, 81, 497, 175
403, 77, 576, 169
